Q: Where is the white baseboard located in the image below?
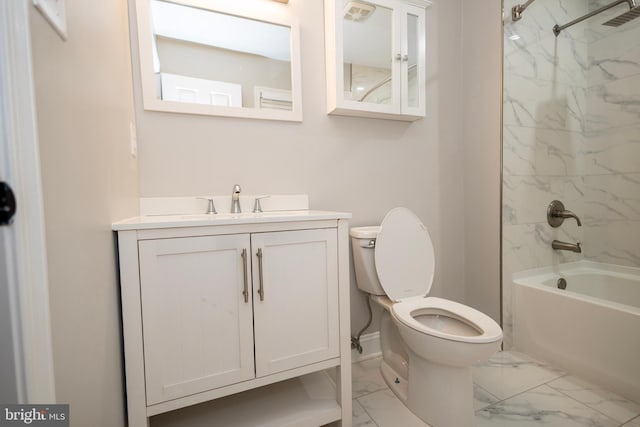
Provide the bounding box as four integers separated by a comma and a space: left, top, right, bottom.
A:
351, 332, 381, 363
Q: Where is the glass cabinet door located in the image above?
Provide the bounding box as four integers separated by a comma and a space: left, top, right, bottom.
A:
342, 3, 397, 108
401, 6, 425, 117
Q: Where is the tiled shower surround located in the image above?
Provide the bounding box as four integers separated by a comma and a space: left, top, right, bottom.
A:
501, 0, 640, 347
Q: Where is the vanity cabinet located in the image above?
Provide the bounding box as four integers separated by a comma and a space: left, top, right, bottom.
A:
114, 213, 351, 427
325, 0, 430, 121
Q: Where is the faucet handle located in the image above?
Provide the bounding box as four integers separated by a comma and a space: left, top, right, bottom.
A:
253, 195, 270, 213
197, 197, 217, 215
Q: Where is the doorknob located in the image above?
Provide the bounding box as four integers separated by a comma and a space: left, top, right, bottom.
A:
0, 181, 16, 226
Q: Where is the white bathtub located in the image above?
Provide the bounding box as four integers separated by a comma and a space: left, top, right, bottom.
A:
513, 261, 640, 402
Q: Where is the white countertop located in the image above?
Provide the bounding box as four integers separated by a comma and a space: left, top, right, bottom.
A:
112, 210, 352, 231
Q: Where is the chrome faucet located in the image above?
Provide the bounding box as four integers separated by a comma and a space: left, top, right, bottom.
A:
231, 184, 242, 213
552, 240, 582, 253
547, 200, 582, 227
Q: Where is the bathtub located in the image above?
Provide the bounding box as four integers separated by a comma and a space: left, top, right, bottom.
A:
513, 261, 640, 402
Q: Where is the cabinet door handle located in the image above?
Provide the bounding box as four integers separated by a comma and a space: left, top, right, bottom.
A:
241, 248, 249, 303
257, 248, 265, 301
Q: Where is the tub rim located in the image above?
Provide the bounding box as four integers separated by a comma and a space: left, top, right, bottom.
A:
512, 260, 640, 315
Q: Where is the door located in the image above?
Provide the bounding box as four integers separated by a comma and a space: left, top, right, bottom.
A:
0, 1, 55, 404
160, 72, 242, 107
139, 234, 254, 405
251, 229, 340, 377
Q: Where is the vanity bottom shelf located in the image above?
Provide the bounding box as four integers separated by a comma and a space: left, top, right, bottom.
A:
149, 370, 342, 427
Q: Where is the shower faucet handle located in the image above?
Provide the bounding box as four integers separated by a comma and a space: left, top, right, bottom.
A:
547, 200, 582, 227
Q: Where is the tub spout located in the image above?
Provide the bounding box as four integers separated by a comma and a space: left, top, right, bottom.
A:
552, 240, 582, 253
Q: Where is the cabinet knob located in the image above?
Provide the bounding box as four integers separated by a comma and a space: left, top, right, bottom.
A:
395, 53, 402, 61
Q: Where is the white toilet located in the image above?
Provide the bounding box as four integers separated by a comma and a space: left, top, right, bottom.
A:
351, 207, 502, 427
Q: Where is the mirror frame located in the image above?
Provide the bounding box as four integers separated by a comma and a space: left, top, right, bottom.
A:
133, 0, 303, 122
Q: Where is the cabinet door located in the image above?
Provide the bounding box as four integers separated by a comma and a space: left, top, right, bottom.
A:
252, 229, 339, 377
399, 4, 425, 117
139, 235, 254, 405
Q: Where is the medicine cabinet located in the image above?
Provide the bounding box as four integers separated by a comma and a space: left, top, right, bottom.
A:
325, 0, 430, 121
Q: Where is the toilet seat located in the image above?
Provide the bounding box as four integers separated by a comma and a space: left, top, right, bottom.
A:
375, 208, 501, 345
391, 297, 503, 344
375, 208, 435, 301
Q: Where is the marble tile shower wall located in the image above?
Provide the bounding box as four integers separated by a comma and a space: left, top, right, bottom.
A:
502, 0, 588, 348
502, 0, 640, 348
584, 0, 640, 267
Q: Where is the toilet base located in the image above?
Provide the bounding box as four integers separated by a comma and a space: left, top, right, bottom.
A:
406, 350, 474, 427
380, 360, 408, 403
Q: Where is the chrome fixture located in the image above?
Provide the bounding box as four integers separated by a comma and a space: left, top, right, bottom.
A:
547, 200, 582, 227
511, 0, 538, 22
231, 184, 242, 213
553, 0, 639, 36
252, 195, 270, 213
603, 0, 640, 26
552, 240, 582, 253
197, 197, 217, 214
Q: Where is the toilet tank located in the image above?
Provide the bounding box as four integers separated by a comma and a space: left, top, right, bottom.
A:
350, 226, 386, 295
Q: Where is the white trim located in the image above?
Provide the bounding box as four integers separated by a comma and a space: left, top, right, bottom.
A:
351, 332, 382, 363
0, 1, 56, 403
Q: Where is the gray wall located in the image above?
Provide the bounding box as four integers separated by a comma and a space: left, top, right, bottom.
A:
461, 0, 503, 323
133, 0, 484, 336
29, 0, 139, 425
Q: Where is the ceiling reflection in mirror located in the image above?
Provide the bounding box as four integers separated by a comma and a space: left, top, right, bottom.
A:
145, 0, 295, 114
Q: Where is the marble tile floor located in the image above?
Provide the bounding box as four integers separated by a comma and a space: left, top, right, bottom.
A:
351, 351, 640, 427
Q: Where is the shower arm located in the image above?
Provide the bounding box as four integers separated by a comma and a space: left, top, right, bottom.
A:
553, 0, 636, 36
511, 0, 538, 22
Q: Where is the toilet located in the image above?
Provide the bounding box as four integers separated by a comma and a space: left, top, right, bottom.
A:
351, 207, 502, 427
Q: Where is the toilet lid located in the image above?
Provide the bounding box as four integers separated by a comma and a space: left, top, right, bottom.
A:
374, 207, 435, 302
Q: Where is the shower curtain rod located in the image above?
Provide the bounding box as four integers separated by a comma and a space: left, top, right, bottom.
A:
553, 0, 636, 35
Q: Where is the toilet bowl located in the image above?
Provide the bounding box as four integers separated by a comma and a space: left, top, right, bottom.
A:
350, 208, 502, 427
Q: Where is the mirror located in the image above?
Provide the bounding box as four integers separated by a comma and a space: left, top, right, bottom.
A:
342, 1, 393, 105
133, 0, 302, 121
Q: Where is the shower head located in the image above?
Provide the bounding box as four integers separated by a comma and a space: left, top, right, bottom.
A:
603, 0, 640, 26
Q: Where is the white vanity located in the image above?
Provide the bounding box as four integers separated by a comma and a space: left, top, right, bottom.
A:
113, 199, 352, 427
